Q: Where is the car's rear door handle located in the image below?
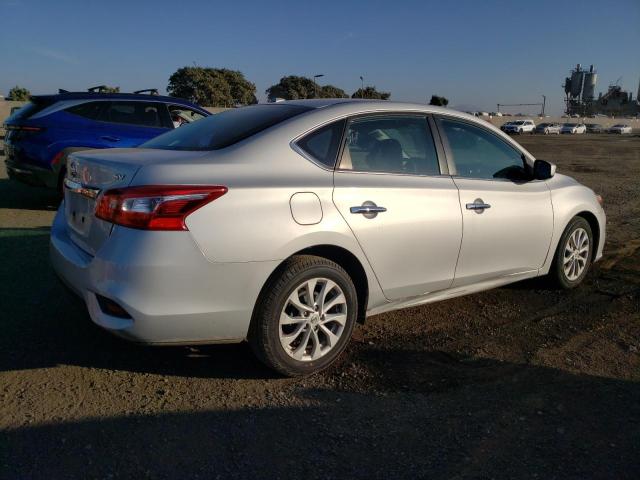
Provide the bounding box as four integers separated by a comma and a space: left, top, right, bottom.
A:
466, 199, 491, 211
350, 202, 386, 219
101, 135, 120, 142
350, 205, 387, 214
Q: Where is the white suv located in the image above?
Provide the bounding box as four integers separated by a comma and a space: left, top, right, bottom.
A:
501, 120, 535, 134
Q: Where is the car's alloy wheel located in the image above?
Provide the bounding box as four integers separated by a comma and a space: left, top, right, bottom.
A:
550, 217, 593, 289
563, 227, 589, 281
249, 255, 357, 376
278, 277, 347, 362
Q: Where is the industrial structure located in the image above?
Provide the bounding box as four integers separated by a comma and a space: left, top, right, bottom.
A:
564, 64, 640, 117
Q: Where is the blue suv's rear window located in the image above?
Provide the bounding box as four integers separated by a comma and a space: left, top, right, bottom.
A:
140, 104, 312, 151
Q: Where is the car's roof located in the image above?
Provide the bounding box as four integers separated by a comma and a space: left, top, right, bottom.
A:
31, 92, 202, 107
270, 98, 466, 116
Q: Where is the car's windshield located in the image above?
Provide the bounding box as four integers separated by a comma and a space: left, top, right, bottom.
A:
141, 104, 312, 151
564, 123, 577, 127
513, 121, 524, 125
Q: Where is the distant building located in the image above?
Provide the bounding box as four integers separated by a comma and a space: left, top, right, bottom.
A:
564, 63, 639, 117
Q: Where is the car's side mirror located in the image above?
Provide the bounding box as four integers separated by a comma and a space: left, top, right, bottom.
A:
533, 159, 556, 180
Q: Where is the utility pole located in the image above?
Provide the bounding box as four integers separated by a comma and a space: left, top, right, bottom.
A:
541, 95, 546, 116
360, 76, 364, 98
313, 74, 324, 98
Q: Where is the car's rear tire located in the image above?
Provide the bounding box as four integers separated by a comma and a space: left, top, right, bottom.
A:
548, 217, 593, 289
249, 255, 358, 376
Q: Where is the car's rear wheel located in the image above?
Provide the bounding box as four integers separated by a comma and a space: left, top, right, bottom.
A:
549, 217, 593, 289
249, 255, 358, 376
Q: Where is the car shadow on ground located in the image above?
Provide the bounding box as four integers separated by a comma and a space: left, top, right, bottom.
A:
0, 178, 60, 211
2, 350, 639, 479
2, 227, 639, 478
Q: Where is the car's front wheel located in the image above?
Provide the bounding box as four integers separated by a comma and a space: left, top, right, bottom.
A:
249, 255, 358, 376
549, 217, 593, 289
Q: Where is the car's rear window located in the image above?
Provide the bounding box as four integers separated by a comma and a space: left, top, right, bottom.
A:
5, 99, 53, 123
140, 104, 312, 151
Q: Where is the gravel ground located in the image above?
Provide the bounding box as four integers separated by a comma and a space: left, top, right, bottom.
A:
1, 134, 639, 479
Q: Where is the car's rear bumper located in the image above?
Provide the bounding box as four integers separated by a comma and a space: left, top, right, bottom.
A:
5, 157, 60, 189
50, 204, 279, 344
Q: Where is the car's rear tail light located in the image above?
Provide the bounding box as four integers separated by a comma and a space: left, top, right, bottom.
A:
95, 185, 227, 230
5, 124, 45, 132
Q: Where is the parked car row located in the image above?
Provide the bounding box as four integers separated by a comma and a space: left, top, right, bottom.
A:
3, 89, 210, 190
501, 121, 634, 135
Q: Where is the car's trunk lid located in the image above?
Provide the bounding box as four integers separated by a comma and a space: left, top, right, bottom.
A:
63, 148, 209, 255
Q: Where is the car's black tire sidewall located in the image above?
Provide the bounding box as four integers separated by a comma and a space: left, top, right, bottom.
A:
552, 217, 593, 289
250, 256, 358, 377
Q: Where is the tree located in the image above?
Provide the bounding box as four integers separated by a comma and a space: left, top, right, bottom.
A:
8, 86, 30, 101
429, 95, 449, 107
265, 76, 317, 100
351, 86, 390, 100
167, 67, 257, 107
103, 86, 120, 93
319, 85, 348, 98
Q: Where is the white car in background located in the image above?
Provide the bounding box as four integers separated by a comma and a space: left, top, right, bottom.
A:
501, 120, 535, 134
609, 124, 632, 134
561, 123, 586, 134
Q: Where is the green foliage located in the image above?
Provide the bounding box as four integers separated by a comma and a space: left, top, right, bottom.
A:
8, 86, 31, 101
167, 67, 257, 107
351, 86, 390, 100
266, 76, 317, 100
319, 85, 348, 98
103, 86, 120, 93
429, 95, 449, 107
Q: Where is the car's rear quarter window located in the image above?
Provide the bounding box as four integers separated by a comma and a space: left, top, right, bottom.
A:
296, 119, 346, 168
66, 101, 105, 120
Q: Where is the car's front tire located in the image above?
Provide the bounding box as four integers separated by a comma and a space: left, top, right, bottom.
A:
249, 255, 358, 376
549, 217, 593, 289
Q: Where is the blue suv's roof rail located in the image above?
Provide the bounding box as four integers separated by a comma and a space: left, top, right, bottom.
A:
133, 89, 159, 96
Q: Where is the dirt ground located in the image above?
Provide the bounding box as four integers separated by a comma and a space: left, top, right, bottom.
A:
1, 134, 638, 479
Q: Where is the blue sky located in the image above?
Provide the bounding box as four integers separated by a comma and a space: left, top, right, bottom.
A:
1, 0, 638, 115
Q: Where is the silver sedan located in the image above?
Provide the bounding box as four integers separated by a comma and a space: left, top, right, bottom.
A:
51, 100, 606, 376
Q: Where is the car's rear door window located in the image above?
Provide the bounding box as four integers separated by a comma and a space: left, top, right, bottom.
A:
295, 119, 346, 168
99, 101, 164, 128
338, 115, 440, 175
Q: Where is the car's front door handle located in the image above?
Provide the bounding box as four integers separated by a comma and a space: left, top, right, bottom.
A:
466, 199, 491, 211
101, 135, 120, 142
350, 201, 386, 219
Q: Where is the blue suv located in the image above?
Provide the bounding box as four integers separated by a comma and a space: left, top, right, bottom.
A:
4, 89, 210, 190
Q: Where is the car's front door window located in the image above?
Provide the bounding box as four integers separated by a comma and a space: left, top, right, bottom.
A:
438, 118, 528, 180
169, 105, 207, 128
